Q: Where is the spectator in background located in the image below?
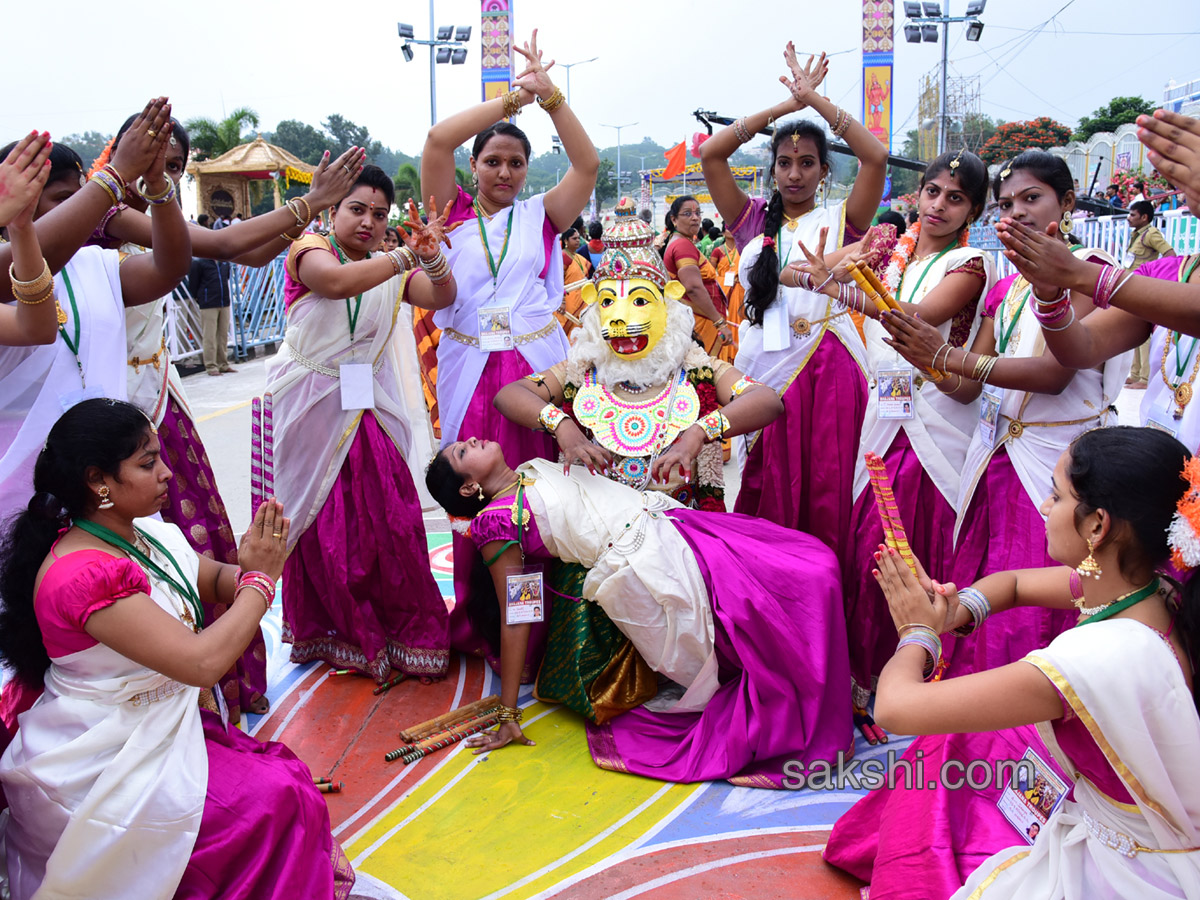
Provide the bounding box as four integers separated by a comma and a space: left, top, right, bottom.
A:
586, 220, 605, 268
188, 254, 235, 376
1106, 184, 1125, 209
382, 226, 402, 252
638, 207, 652, 225
876, 208, 906, 232
906, 208, 919, 226
697, 217, 716, 257
1130, 180, 1147, 205
196, 214, 211, 229
1124, 199, 1177, 388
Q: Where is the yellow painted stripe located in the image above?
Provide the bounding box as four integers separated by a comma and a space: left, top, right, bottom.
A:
195, 398, 253, 423
347, 703, 702, 900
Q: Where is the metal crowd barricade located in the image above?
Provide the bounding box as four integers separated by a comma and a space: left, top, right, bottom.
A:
165, 281, 204, 365
230, 251, 288, 360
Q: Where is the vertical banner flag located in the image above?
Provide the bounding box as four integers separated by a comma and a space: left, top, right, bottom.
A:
862, 0, 894, 151
481, 1, 515, 106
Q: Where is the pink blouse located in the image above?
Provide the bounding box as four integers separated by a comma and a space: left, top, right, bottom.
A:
34, 548, 149, 658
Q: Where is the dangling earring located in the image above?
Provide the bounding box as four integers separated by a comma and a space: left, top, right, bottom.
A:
476, 485, 485, 501
1075, 538, 1102, 579
1059, 211, 1074, 235
97, 485, 114, 510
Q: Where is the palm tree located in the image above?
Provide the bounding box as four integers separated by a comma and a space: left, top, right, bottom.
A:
393, 163, 421, 209
185, 108, 261, 161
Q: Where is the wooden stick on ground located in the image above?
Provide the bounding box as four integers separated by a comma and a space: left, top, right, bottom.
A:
399, 695, 500, 743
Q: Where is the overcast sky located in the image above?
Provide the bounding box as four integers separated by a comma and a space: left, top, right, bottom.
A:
5, 0, 1197, 160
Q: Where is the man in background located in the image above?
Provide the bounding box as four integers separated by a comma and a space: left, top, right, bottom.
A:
1124, 199, 1176, 387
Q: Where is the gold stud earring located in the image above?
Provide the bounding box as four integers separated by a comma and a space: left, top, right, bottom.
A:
1075, 538, 1102, 579
97, 485, 114, 510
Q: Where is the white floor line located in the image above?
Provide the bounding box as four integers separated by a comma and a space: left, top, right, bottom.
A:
267, 669, 332, 743
605, 844, 824, 900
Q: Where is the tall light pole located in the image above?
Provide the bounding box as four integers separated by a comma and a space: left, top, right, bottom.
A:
902, 0, 986, 155
559, 57, 599, 106
601, 121, 637, 200
398, 10, 472, 127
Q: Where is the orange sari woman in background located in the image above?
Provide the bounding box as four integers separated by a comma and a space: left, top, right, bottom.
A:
712, 229, 744, 354
661, 195, 735, 364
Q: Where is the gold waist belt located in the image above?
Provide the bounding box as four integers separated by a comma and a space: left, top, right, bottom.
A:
1001, 412, 1101, 440
287, 344, 384, 378
130, 680, 187, 707
444, 319, 559, 348
1083, 810, 1200, 858
792, 309, 847, 338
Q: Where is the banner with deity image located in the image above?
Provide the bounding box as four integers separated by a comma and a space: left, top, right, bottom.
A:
862, 0, 894, 151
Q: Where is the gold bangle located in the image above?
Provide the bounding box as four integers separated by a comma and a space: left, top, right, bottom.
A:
9, 259, 52, 295
502, 88, 524, 118
90, 176, 119, 206
538, 404, 568, 433
496, 704, 524, 723
293, 196, 312, 223
279, 230, 300, 242
398, 246, 418, 270
13, 284, 53, 305
285, 199, 306, 229
537, 86, 565, 113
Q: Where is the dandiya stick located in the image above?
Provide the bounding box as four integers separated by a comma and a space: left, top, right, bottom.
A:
401, 716, 500, 765
398, 702, 502, 747
250, 396, 263, 517
852, 264, 944, 383
847, 263, 892, 316
317, 781, 344, 794
864, 452, 918, 577
262, 392, 275, 500
399, 695, 501, 743
372, 674, 407, 696
387, 710, 501, 761
857, 262, 899, 311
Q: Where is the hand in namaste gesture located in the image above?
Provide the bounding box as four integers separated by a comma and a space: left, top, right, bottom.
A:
0, 132, 52, 228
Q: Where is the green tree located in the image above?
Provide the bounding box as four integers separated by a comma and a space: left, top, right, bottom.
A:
979, 117, 1072, 164
1074, 96, 1155, 143
394, 163, 421, 207
271, 119, 327, 165
185, 107, 260, 161
594, 158, 617, 204
61, 131, 113, 169
960, 113, 999, 154
323, 114, 384, 162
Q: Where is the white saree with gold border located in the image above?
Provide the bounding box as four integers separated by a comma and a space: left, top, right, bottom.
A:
954, 619, 1200, 898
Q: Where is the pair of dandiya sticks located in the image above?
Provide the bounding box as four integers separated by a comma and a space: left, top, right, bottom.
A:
313, 776, 343, 794
384, 695, 504, 764
846, 262, 944, 383
250, 393, 275, 517
865, 451, 949, 682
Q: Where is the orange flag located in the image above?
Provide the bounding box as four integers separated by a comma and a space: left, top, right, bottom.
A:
662, 140, 687, 179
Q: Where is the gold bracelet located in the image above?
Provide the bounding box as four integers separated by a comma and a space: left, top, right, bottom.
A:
292, 196, 312, 223
285, 199, 307, 229
279, 230, 300, 242
537, 86, 565, 113
9, 259, 53, 295
13, 284, 53, 305
90, 175, 120, 206
538, 404, 568, 433
502, 88, 525, 118
496, 705, 524, 723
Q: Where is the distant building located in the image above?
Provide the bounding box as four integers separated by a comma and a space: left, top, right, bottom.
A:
1164, 78, 1200, 118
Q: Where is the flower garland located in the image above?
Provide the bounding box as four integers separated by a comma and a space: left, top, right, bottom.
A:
87, 136, 116, 179
1168, 455, 1200, 571
881, 220, 971, 294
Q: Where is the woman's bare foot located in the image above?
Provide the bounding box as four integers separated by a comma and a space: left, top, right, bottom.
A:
248, 694, 270, 715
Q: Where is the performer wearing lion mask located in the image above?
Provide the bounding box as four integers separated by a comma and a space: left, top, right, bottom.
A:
493, 200, 782, 720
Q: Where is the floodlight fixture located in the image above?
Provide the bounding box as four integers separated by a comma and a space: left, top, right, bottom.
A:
455, 26, 472, 42
451, 48, 467, 65
904, 24, 922, 42
966, 0, 987, 15
401, 43, 414, 62
397, 22, 414, 39
922, 24, 939, 41
436, 46, 451, 64
965, 20, 984, 41
922, 2, 941, 16
903, 1, 922, 16
437, 25, 453, 40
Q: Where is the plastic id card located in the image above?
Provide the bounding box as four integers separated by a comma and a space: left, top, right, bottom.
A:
478, 306, 515, 352
339, 363, 376, 411
505, 566, 545, 624
876, 368, 915, 420
978, 388, 1003, 447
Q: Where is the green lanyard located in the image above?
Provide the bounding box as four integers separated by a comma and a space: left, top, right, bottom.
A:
1074, 578, 1160, 627
329, 237, 367, 341
1168, 257, 1200, 380
58, 268, 85, 387
74, 519, 205, 629
776, 227, 795, 273
896, 243, 955, 305
996, 282, 1032, 355
474, 200, 515, 296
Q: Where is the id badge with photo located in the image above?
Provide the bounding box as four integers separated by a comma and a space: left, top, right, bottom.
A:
339, 363, 376, 411
996, 747, 1069, 845
978, 388, 1003, 447
478, 306, 514, 352
1146, 402, 1181, 437
505, 565, 545, 624
876, 368, 915, 420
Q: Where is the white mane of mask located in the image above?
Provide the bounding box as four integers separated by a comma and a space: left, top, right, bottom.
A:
567, 294, 696, 387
